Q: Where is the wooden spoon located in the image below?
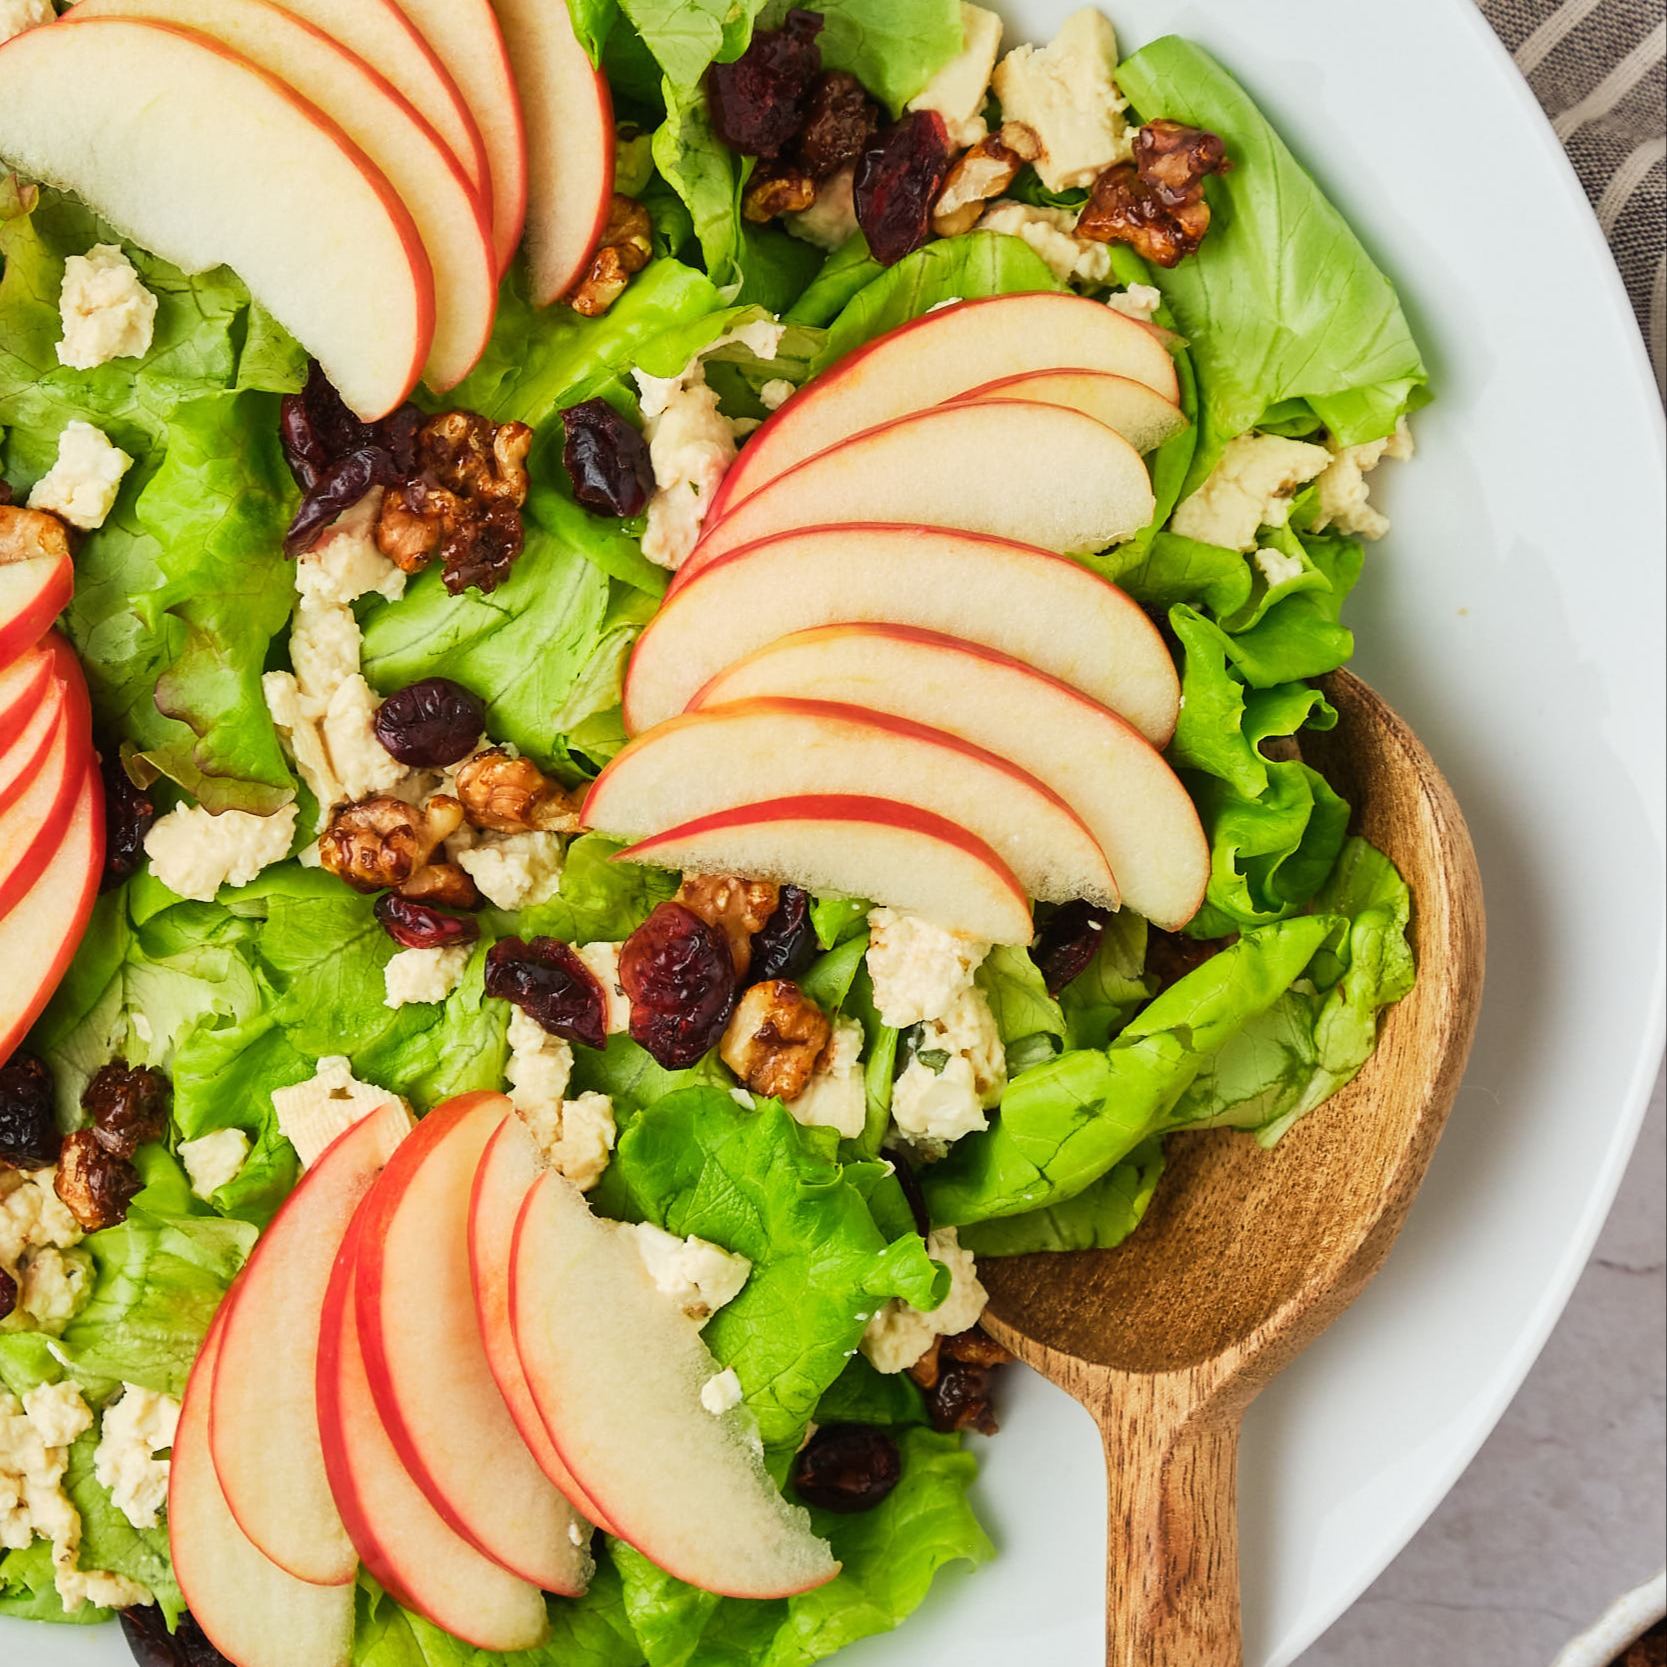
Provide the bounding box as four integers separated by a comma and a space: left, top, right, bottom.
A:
980, 669, 1486, 1666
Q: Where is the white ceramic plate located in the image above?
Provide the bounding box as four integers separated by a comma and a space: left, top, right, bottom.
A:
11, 1, 1665, 1663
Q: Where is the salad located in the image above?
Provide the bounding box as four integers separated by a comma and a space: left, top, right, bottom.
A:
0, 1, 1428, 1663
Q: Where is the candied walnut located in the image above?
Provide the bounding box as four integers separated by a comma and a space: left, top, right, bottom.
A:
439, 500, 524, 596
418, 411, 532, 508
0, 1053, 61, 1170
1030, 900, 1112, 994
319, 794, 463, 894
854, 110, 951, 267
708, 8, 824, 158
915, 1327, 1011, 1434
1076, 119, 1230, 267
101, 753, 156, 893
487, 937, 608, 1052
376, 480, 452, 572
619, 902, 739, 1069
675, 874, 780, 978
791, 1425, 902, 1514
562, 398, 656, 518
396, 861, 480, 910
565, 195, 653, 318
454, 748, 579, 834
374, 893, 480, 951
0, 502, 72, 567
796, 71, 880, 181
743, 160, 818, 224
719, 980, 831, 1102
931, 124, 1039, 237
83, 1061, 169, 1160
55, 1129, 141, 1233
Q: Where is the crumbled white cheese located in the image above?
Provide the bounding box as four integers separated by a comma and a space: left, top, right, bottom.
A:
976, 199, 1112, 287
177, 1128, 252, 1201
295, 490, 406, 605
505, 1006, 575, 1147
573, 941, 630, 1035
1253, 545, 1307, 588
759, 378, 796, 412
0, 1168, 82, 1280
93, 1384, 180, 1532
861, 1228, 989, 1374
632, 1223, 751, 1324
383, 943, 472, 1008
0, 0, 53, 48
457, 830, 566, 910
784, 166, 859, 253
700, 1368, 744, 1415
271, 1056, 400, 1169
56, 244, 158, 371
1107, 283, 1163, 322
21, 1384, 92, 1452
142, 802, 298, 903
636, 371, 737, 572
787, 1017, 866, 1140
27, 420, 133, 530
18, 1248, 88, 1328
890, 986, 1005, 1155
865, 908, 988, 1029
1310, 418, 1414, 541
991, 7, 1131, 191
1171, 433, 1333, 553
907, 3, 1004, 150
549, 1091, 617, 1193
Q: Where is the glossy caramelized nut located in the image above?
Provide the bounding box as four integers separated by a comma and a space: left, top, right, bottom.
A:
1076, 119, 1230, 267
55, 1129, 141, 1233
395, 860, 481, 911
454, 747, 580, 834
675, 874, 780, 979
319, 794, 464, 894
83, 1061, 169, 1160
931, 123, 1040, 237
718, 979, 831, 1102
565, 195, 653, 318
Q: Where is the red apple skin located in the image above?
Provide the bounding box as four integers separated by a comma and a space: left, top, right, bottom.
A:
0, 553, 73, 669
0, 674, 68, 822
0, 713, 83, 920
0, 758, 103, 1061
0, 641, 55, 752
468, 1113, 617, 1533
708, 291, 1179, 519
16, 15, 437, 420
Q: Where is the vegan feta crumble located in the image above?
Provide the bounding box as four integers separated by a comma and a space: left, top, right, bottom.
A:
700, 1368, 744, 1415
295, 491, 406, 606
890, 985, 1007, 1155
177, 1127, 252, 1201
504, 1011, 617, 1191
142, 803, 298, 904
383, 943, 472, 1009
632, 1223, 752, 1323
0, 1167, 82, 1282
455, 830, 566, 911
1310, 419, 1415, 541
907, 2, 1004, 149
92, 1383, 180, 1532
865, 908, 989, 1029
1170, 432, 1332, 553
861, 1229, 989, 1375
1107, 282, 1163, 322
18, 1248, 87, 1328
786, 1016, 867, 1140
271, 1056, 401, 1168
573, 941, 631, 1034
56, 244, 158, 371
27, 420, 133, 530
976, 200, 1113, 287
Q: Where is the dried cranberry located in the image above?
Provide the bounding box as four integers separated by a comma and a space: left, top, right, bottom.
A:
0, 1267, 14, 1323
486, 937, 609, 1052
619, 902, 738, 1069
283, 445, 401, 557
373, 677, 486, 768
854, 110, 950, 266
0, 1053, 61, 1168
708, 8, 824, 158
791, 1424, 902, 1513
562, 398, 655, 518
83, 1061, 169, 1160
1030, 901, 1111, 994
120, 1606, 233, 1667
100, 753, 155, 893
796, 71, 879, 181
375, 893, 480, 951
922, 1355, 1002, 1436
748, 885, 814, 983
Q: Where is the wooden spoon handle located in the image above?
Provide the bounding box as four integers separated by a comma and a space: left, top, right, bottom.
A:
1098, 1383, 1244, 1667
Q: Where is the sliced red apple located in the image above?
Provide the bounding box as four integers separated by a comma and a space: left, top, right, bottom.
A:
355, 1092, 592, 1594
0, 761, 102, 1061
389, 0, 526, 273
620, 796, 1036, 945
584, 697, 1117, 908
490, 0, 613, 304
949, 369, 1189, 454
76, 0, 496, 392
683, 401, 1155, 578
0, 16, 435, 419
711, 291, 1179, 516
318, 1204, 552, 1652
0, 709, 83, 921
171, 1315, 356, 1667
0, 670, 69, 820
210, 1094, 412, 1586
0, 553, 74, 670
0, 640, 55, 753
696, 627, 1209, 930
511, 1171, 840, 1599
274, 0, 488, 199
623, 525, 1180, 745
470, 1114, 616, 1532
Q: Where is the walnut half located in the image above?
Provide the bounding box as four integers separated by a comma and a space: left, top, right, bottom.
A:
719, 980, 832, 1102
0, 503, 72, 568
55, 1130, 140, 1234
319, 794, 464, 894
453, 749, 580, 835
1076, 119, 1231, 268
565, 195, 654, 318
931, 123, 1041, 238
676, 874, 780, 978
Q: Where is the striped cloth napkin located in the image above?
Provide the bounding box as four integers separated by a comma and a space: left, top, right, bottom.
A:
1479, 0, 1666, 395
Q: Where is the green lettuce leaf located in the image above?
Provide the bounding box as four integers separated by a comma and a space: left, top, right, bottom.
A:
959, 1138, 1164, 1254
1115, 38, 1428, 487
973, 946, 1066, 1075
1056, 908, 1153, 1053
760, 0, 962, 111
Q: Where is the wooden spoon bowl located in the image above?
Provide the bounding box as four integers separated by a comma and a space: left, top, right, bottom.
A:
980, 669, 1486, 1665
